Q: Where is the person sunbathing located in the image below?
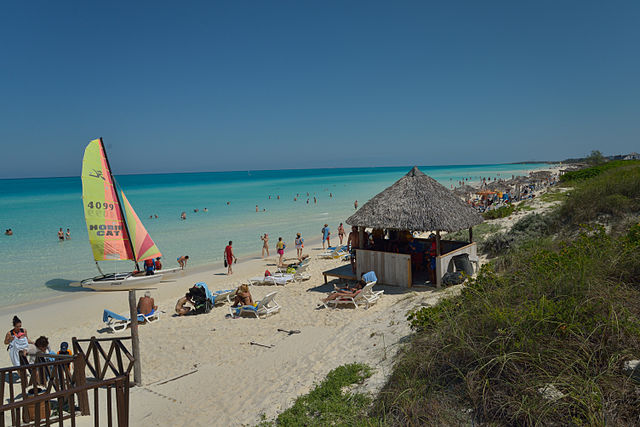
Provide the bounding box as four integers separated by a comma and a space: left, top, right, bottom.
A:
231, 284, 254, 307
321, 287, 362, 305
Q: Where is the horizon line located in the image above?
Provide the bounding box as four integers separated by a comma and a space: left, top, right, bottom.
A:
0, 160, 553, 181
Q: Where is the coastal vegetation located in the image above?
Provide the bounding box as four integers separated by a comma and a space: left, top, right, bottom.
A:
376, 160, 640, 425
264, 160, 640, 426
259, 363, 375, 426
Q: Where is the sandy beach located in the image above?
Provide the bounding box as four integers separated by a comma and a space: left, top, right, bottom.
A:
2, 240, 460, 426
0, 165, 563, 426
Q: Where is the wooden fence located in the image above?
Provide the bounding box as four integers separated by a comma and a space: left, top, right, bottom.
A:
72, 337, 134, 382
0, 354, 129, 426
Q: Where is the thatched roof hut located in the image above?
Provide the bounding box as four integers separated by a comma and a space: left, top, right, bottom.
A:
453, 184, 477, 196
346, 166, 483, 232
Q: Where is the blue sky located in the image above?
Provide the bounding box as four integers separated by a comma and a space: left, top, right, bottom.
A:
1, 1, 639, 178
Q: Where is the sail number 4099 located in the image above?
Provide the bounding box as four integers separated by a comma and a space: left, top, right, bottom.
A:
87, 201, 115, 210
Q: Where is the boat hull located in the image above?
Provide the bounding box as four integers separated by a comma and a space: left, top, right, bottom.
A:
80, 273, 163, 291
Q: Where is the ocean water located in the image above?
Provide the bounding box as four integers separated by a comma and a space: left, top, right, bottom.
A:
0, 164, 546, 307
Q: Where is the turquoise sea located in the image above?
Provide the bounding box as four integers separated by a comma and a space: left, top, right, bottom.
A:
0, 164, 547, 307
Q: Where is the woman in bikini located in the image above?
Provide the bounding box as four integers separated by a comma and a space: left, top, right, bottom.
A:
231, 284, 254, 307
261, 234, 270, 258
338, 223, 345, 245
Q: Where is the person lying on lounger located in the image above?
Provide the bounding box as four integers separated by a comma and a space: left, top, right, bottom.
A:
321, 287, 362, 305
231, 284, 254, 307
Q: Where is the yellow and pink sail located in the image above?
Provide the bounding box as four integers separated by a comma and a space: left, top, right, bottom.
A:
81, 138, 161, 263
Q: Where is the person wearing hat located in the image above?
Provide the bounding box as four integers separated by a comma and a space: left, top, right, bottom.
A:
294, 233, 304, 260
137, 291, 157, 316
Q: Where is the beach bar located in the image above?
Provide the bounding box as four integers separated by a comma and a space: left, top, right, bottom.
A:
344, 166, 484, 288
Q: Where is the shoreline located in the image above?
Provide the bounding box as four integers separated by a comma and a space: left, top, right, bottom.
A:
1, 164, 563, 426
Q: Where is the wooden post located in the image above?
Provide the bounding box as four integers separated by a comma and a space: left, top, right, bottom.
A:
128, 290, 142, 386
358, 227, 364, 249
73, 353, 90, 415
469, 227, 473, 243
435, 231, 442, 288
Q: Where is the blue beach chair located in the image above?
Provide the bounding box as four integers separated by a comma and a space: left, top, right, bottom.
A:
103, 308, 160, 332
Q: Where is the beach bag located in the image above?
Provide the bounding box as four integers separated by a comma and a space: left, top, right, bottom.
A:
264, 270, 271, 277
452, 254, 474, 276
442, 271, 465, 286
224, 258, 228, 268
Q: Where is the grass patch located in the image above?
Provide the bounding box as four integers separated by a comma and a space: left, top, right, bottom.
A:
559, 164, 640, 225
372, 160, 640, 426
260, 363, 377, 426
378, 227, 640, 425
539, 189, 569, 203
445, 222, 501, 243
482, 204, 515, 220
560, 159, 640, 183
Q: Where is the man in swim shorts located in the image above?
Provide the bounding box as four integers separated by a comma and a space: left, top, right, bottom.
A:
137, 291, 157, 316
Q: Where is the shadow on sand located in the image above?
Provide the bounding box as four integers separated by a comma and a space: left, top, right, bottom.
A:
45, 279, 93, 293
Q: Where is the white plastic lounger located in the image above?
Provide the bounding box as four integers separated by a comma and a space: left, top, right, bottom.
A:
248, 274, 294, 286
212, 289, 234, 305
103, 309, 160, 333
324, 282, 383, 309
276, 258, 310, 274
229, 292, 280, 318
273, 263, 310, 282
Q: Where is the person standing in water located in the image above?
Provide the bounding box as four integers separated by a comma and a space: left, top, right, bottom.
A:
276, 237, 286, 267
65, 228, 71, 240
338, 223, 345, 245
57, 228, 64, 241
225, 241, 236, 275
261, 234, 270, 258
354, 200, 358, 210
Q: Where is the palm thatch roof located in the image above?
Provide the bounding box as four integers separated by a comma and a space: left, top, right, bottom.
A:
346, 166, 483, 232
453, 184, 477, 195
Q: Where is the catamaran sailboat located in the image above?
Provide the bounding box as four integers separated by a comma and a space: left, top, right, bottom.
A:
78, 138, 164, 291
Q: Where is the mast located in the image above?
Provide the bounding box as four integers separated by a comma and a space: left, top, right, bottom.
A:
99, 137, 140, 271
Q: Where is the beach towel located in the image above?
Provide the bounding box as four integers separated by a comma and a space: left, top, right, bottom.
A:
8, 336, 29, 366
362, 271, 377, 283
194, 282, 214, 304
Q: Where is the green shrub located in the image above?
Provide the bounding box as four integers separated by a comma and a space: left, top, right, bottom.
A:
482, 204, 515, 220
560, 164, 640, 224
560, 159, 640, 183
266, 363, 375, 426
374, 227, 640, 426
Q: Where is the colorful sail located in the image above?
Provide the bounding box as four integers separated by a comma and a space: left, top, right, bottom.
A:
121, 191, 162, 262
81, 139, 134, 261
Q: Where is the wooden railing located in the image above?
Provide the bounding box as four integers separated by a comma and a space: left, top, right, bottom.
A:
72, 337, 134, 382
0, 374, 129, 427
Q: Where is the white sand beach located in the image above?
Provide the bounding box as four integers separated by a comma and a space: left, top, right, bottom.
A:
0, 240, 462, 426
0, 164, 564, 426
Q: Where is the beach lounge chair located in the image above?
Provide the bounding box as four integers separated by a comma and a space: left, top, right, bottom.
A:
248, 274, 294, 286
324, 282, 383, 309
273, 263, 310, 282
277, 257, 310, 274
318, 246, 348, 259
103, 309, 160, 332
229, 292, 280, 318
212, 289, 234, 305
